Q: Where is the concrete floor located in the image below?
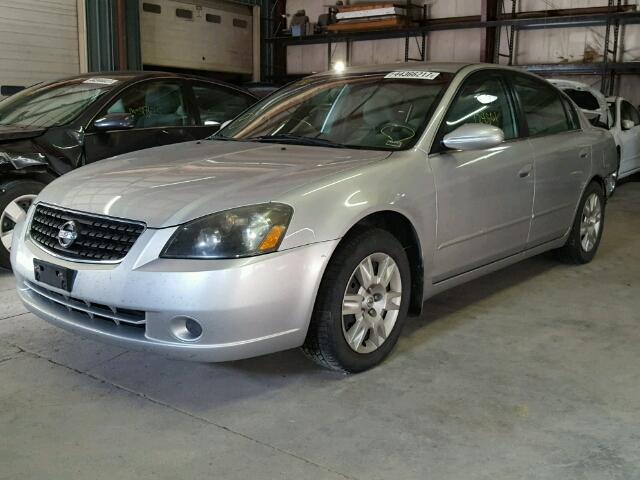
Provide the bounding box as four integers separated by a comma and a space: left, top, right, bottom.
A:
1, 178, 639, 480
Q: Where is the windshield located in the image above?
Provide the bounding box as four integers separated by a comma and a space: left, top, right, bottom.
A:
0, 77, 121, 128
217, 71, 453, 151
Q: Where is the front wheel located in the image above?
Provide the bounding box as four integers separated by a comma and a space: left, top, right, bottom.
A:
302, 228, 411, 373
0, 180, 44, 269
556, 181, 605, 264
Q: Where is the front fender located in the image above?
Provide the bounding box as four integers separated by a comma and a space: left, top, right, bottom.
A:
277, 149, 436, 274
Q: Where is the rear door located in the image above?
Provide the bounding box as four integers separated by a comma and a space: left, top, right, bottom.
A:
429, 69, 535, 281
84, 79, 196, 162
618, 100, 640, 175
511, 73, 588, 247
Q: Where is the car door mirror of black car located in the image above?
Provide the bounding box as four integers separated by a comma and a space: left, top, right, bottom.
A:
93, 113, 135, 131
622, 119, 635, 131
443, 123, 505, 151
203, 120, 222, 132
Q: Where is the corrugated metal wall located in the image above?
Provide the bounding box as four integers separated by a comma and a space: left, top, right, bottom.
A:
0, 0, 81, 94
284, 0, 640, 102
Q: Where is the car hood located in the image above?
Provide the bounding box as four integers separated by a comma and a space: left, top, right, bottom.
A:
0, 125, 47, 142
549, 79, 610, 127
38, 140, 391, 228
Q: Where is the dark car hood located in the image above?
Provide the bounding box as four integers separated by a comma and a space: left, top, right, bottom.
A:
0, 125, 47, 142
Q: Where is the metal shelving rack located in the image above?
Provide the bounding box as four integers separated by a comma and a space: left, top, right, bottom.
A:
263, 3, 640, 85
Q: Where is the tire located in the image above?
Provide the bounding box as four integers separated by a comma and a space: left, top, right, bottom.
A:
0, 180, 45, 270
556, 181, 605, 265
302, 228, 411, 373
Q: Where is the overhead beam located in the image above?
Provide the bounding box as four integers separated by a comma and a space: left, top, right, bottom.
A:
522, 62, 640, 75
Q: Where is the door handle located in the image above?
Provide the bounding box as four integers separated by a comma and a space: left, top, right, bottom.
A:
579, 149, 589, 159
518, 164, 533, 178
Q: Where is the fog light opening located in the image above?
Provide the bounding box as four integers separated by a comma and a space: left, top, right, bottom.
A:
170, 316, 203, 342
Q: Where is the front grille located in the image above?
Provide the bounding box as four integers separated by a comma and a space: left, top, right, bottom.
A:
30, 204, 145, 262
26, 281, 146, 328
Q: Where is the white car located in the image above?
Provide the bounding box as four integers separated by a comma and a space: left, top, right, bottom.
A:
607, 96, 640, 180
550, 79, 640, 180
548, 79, 611, 128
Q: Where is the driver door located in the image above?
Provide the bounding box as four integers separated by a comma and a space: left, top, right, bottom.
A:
428, 70, 535, 282
84, 79, 196, 163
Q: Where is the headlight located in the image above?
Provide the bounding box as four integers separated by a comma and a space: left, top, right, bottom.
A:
0, 152, 47, 168
161, 203, 293, 259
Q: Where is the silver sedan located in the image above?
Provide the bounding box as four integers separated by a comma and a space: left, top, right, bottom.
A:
11, 63, 617, 372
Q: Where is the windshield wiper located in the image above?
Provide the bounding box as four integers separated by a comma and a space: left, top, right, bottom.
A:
246, 134, 344, 148
207, 135, 237, 141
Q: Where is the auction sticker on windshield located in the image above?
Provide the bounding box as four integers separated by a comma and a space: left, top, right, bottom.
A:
384, 71, 440, 80
83, 77, 119, 85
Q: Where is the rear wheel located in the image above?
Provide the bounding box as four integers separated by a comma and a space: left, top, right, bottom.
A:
556, 181, 605, 264
0, 180, 44, 269
302, 228, 411, 373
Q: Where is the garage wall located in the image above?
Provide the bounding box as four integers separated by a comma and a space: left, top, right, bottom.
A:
285, 0, 640, 103
0, 0, 82, 97
286, 0, 483, 73
140, 0, 254, 75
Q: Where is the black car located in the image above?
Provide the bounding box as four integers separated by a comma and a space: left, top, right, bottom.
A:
0, 72, 257, 268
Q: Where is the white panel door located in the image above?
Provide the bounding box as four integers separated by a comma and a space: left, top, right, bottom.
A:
0, 0, 80, 97
140, 0, 254, 75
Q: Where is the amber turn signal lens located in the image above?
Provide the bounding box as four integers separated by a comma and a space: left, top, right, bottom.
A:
258, 225, 286, 251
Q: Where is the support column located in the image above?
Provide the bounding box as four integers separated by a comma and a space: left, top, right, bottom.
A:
86, 0, 141, 72
480, 0, 499, 63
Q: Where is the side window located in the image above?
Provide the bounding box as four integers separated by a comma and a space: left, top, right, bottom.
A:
513, 75, 571, 136
621, 101, 640, 126
106, 81, 193, 128
440, 72, 518, 141
192, 84, 255, 126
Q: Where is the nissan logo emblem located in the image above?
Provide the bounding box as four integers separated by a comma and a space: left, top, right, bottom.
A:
57, 220, 78, 248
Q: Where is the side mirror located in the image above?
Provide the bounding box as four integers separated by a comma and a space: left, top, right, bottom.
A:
443, 123, 504, 151
93, 113, 135, 131
622, 119, 635, 131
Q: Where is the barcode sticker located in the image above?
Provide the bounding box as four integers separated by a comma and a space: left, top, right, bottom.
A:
83, 77, 119, 85
384, 71, 440, 80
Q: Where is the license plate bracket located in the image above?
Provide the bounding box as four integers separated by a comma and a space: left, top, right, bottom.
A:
33, 259, 77, 292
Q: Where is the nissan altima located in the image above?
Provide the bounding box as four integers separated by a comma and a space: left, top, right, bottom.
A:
11, 63, 617, 372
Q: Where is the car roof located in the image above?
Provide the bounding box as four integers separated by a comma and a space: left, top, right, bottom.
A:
307, 62, 540, 79
308, 62, 470, 78
32, 71, 256, 96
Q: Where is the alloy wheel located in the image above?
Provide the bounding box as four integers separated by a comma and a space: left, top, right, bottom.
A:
341, 252, 402, 354
0, 194, 37, 251
580, 193, 602, 252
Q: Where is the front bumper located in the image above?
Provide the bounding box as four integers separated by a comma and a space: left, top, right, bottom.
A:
11, 218, 338, 362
